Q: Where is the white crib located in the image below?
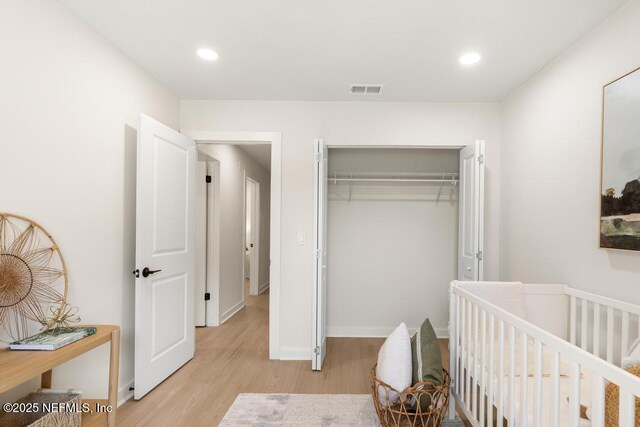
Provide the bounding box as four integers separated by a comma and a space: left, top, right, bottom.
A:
448, 281, 640, 426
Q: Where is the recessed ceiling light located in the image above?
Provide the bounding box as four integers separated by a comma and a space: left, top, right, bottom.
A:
459, 52, 481, 66
197, 48, 219, 61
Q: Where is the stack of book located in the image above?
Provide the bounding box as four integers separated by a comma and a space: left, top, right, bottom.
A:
9, 327, 97, 351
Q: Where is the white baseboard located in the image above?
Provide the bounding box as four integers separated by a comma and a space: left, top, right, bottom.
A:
435, 328, 448, 338
278, 347, 311, 360
118, 379, 134, 407
220, 299, 245, 324
258, 281, 270, 294
327, 326, 449, 339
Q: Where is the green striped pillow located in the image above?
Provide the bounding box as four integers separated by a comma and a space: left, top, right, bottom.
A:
411, 318, 443, 386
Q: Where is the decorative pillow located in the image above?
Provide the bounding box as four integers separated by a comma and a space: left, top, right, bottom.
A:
410, 318, 443, 411
411, 318, 443, 386
376, 322, 412, 406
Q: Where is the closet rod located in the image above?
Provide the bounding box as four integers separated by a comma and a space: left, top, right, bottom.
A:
330, 171, 458, 177
330, 178, 458, 183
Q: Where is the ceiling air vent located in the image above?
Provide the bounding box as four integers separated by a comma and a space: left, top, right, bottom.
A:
350, 84, 384, 95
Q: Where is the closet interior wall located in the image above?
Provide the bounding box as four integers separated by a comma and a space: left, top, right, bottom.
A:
326, 148, 459, 338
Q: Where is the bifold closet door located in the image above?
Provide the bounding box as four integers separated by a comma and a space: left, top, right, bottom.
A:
312, 138, 328, 371
458, 140, 485, 281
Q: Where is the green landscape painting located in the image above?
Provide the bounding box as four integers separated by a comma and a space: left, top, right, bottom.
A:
600, 67, 640, 251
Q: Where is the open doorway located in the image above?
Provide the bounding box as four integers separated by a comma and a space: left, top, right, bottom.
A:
193, 142, 272, 333
186, 131, 281, 360
134, 118, 282, 400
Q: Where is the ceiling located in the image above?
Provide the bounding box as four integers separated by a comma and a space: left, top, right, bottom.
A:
60, 0, 627, 102
240, 145, 271, 172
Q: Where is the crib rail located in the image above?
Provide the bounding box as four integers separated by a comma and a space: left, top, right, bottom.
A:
449, 281, 640, 427
567, 287, 640, 365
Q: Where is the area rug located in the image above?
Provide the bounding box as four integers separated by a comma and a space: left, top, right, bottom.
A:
219, 393, 382, 426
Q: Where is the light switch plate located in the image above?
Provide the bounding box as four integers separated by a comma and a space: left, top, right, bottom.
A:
297, 232, 306, 245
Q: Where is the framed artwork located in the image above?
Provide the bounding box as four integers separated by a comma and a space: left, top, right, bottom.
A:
600, 66, 640, 250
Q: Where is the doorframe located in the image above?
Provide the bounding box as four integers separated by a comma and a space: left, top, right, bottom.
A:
195, 152, 221, 327
206, 160, 221, 327
184, 131, 282, 360
243, 174, 261, 296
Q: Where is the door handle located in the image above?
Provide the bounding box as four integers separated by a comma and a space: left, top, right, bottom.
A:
142, 267, 162, 278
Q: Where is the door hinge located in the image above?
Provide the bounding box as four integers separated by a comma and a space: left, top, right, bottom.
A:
478, 155, 484, 164
314, 153, 322, 162
313, 346, 320, 355
314, 249, 320, 258
205, 175, 212, 183
204, 292, 211, 301
476, 251, 483, 261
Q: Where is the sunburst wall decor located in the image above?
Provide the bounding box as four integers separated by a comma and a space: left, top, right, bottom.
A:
0, 213, 67, 341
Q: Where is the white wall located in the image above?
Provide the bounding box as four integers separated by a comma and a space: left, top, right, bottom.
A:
181, 100, 501, 357
0, 1, 179, 402
327, 148, 459, 338
500, 0, 640, 302
196, 144, 271, 321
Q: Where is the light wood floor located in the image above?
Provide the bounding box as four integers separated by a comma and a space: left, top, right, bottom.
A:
117, 283, 453, 426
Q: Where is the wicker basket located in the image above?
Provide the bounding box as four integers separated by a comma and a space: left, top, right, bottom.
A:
604, 365, 640, 427
0, 391, 82, 427
371, 365, 451, 427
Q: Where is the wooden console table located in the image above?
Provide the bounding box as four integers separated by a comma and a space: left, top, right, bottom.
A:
0, 325, 120, 427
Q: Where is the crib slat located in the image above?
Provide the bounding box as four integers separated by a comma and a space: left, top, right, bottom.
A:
479, 309, 486, 426
619, 389, 635, 427
508, 326, 516, 427
520, 332, 528, 427
473, 304, 479, 420
581, 299, 588, 351
593, 303, 600, 358
466, 300, 472, 410
497, 319, 505, 426
568, 361, 580, 427
606, 307, 614, 363
456, 294, 462, 399
458, 297, 467, 402
550, 351, 560, 427
590, 374, 605, 427
534, 340, 543, 427
449, 292, 458, 421
570, 295, 577, 345
622, 311, 629, 362
488, 314, 495, 427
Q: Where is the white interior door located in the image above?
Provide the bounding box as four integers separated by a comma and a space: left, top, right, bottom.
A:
458, 140, 485, 281
312, 138, 328, 370
135, 114, 196, 399
246, 177, 260, 295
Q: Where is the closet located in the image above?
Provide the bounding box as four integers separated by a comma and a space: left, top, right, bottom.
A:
312, 140, 485, 370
